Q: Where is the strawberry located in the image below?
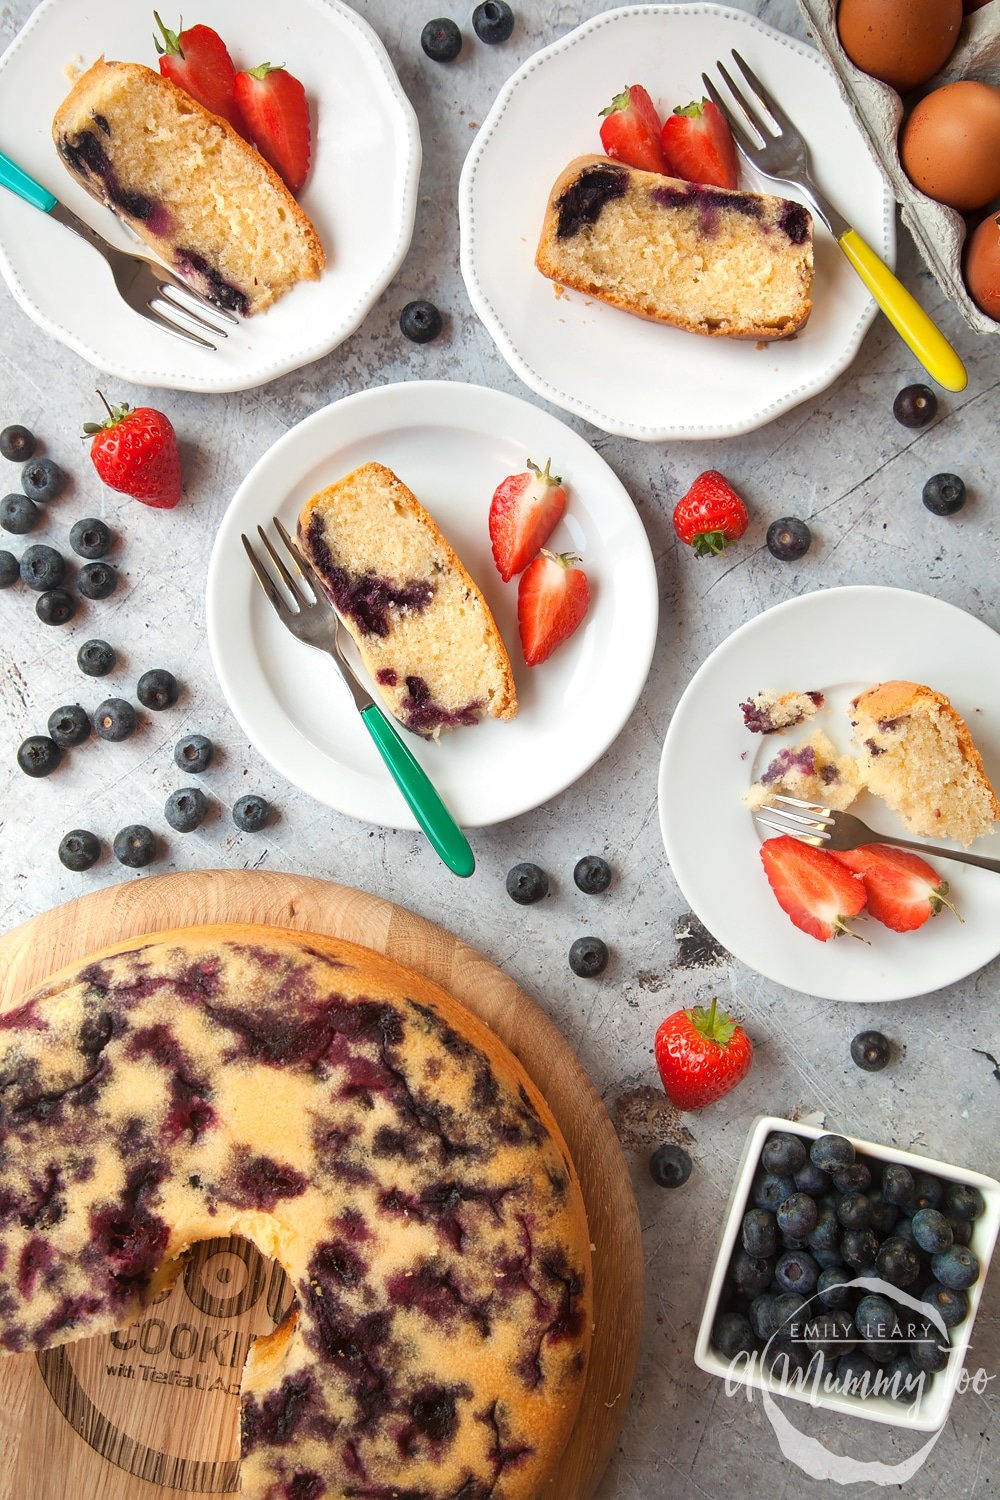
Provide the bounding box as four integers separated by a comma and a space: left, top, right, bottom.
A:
660, 98, 739, 190
654, 997, 753, 1111
599, 85, 667, 174
831, 844, 960, 933
489, 458, 567, 582
234, 62, 311, 194
672, 470, 748, 556
517, 550, 590, 666
153, 13, 242, 131
760, 835, 867, 942
84, 395, 182, 510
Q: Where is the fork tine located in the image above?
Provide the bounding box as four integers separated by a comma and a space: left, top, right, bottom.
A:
758, 803, 828, 830
755, 814, 830, 846
700, 72, 762, 157
140, 300, 217, 350
255, 525, 308, 609
242, 534, 290, 616
156, 272, 240, 325
716, 60, 771, 146
154, 284, 231, 338
730, 50, 795, 136
773, 794, 833, 818
272, 517, 322, 595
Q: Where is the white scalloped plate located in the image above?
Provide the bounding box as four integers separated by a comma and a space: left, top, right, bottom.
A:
460, 3, 895, 441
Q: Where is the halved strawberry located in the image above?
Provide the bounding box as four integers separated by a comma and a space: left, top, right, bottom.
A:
517, 550, 590, 667
153, 13, 242, 131
831, 845, 960, 933
599, 85, 667, 174
760, 835, 867, 942
489, 458, 567, 582
234, 62, 311, 193
660, 98, 739, 190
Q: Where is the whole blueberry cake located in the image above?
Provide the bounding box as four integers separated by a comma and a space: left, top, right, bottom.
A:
536, 155, 814, 340
0, 926, 591, 1498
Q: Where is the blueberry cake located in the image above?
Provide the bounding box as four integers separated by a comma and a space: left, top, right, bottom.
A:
745, 730, 863, 812
851, 680, 1000, 844
536, 155, 813, 340
740, 689, 824, 735
298, 464, 518, 737
53, 60, 324, 315
0, 926, 590, 1498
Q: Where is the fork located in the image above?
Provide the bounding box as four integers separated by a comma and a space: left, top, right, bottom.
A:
0, 148, 237, 349
701, 51, 967, 394
756, 795, 1000, 873
242, 518, 476, 879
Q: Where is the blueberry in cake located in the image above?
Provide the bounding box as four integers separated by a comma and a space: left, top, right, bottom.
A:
298, 464, 518, 737
745, 730, 863, 812
0, 926, 590, 1498
740, 690, 824, 735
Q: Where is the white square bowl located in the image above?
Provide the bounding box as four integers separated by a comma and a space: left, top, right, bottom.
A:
694, 1116, 1000, 1431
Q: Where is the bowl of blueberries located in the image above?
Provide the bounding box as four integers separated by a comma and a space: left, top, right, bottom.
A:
694, 1117, 999, 1431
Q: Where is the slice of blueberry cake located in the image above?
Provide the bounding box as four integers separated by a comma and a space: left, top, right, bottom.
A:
298, 464, 518, 737
0, 927, 590, 1498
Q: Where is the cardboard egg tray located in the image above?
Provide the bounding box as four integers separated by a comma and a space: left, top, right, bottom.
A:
795, 0, 1000, 335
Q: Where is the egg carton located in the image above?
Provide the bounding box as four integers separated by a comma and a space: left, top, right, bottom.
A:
795, 0, 1000, 335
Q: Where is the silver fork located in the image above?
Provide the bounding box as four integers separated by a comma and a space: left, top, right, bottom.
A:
757, 796, 1000, 874
700, 51, 966, 394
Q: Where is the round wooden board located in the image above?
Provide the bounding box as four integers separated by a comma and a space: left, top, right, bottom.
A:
0, 870, 643, 1500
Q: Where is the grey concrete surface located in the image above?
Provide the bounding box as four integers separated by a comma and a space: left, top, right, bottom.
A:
1, 1, 998, 1497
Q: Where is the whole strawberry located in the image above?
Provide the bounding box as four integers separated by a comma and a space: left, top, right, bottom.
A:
673, 470, 748, 556
84, 394, 182, 509
654, 997, 753, 1110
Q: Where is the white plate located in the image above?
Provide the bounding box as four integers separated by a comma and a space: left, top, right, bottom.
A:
206, 381, 658, 829
459, 3, 895, 442
658, 586, 1000, 1002
0, 0, 420, 393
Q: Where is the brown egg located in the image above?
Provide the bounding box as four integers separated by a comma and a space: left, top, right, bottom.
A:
965, 211, 1000, 319
837, 0, 962, 92
900, 81, 1000, 210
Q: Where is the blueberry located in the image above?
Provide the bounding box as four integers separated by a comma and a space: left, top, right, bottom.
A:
568, 935, 608, 978
902, 1172, 945, 1216
868, 1194, 899, 1237
794, 1160, 830, 1196
77, 638, 117, 677
742, 1208, 778, 1257
884, 1351, 925, 1403
840, 1227, 879, 1270
648, 1142, 692, 1188
807, 1206, 841, 1253
165, 786, 208, 833
881, 1163, 915, 1207
922, 1282, 969, 1330
836, 1192, 873, 1230
0, 424, 35, 462
21, 456, 65, 503
771, 1292, 808, 1338
931, 1245, 979, 1290
762, 1132, 807, 1176
777, 1193, 819, 1240
47, 704, 91, 748
816, 1266, 853, 1309
854, 1293, 897, 1343
58, 829, 101, 871
420, 17, 462, 61
893, 1216, 918, 1251
911, 1208, 954, 1255
574, 854, 612, 894
472, 0, 514, 43
94, 698, 137, 741
732, 1249, 774, 1297
810, 1134, 854, 1172
893, 383, 937, 428
774, 1249, 819, 1296
812, 1243, 845, 1269
831, 1162, 872, 1194
946, 1183, 985, 1221
233, 793, 271, 833
69, 518, 113, 559
712, 1311, 755, 1360
0, 550, 19, 588
78, 561, 118, 600
875, 1236, 921, 1288
113, 824, 157, 868
19, 544, 65, 591
752, 1171, 796, 1214
763, 1338, 810, 1377
749, 1293, 781, 1341
1, 493, 40, 533
36, 588, 76, 625
400, 299, 444, 343
910, 1335, 950, 1373
16, 735, 62, 777
950, 1218, 973, 1246
835, 1349, 881, 1397
174, 733, 214, 773
850, 1029, 890, 1071
135, 667, 177, 710
505, 861, 548, 904
803, 1307, 856, 1358
922, 472, 966, 516
766, 516, 811, 561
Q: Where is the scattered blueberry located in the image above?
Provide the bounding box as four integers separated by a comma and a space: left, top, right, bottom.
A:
763, 1133, 808, 1176
16, 735, 62, 777
69, 518, 113, 559
0, 550, 19, 588
573, 853, 612, 894
922, 472, 966, 516
875, 1236, 920, 1288
911, 1208, 954, 1255
78, 561, 118, 600
568, 935, 609, 978
400, 299, 444, 343
505, 861, 549, 904
850, 1029, 890, 1072
1, 493, 40, 534
36, 587, 76, 625
165, 786, 209, 833
47, 704, 91, 748
810, 1134, 855, 1172
766, 516, 812, 561
893, 383, 937, 428
472, 0, 515, 43
77, 638, 117, 677
752, 1170, 797, 1214
137, 667, 178, 710
946, 1183, 984, 1222
922, 1283, 969, 1330
0, 424, 35, 462
113, 824, 157, 868
94, 698, 137, 742
174, 733, 215, 773
881, 1163, 915, 1207
421, 17, 462, 60
742, 1208, 778, 1257
649, 1142, 692, 1188
233, 793, 271, 833
931, 1245, 979, 1291
777, 1193, 819, 1240
711, 1311, 755, 1360
774, 1249, 819, 1296
21, 456, 65, 503
19, 543, 66, 592
58, 829, 101, 872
